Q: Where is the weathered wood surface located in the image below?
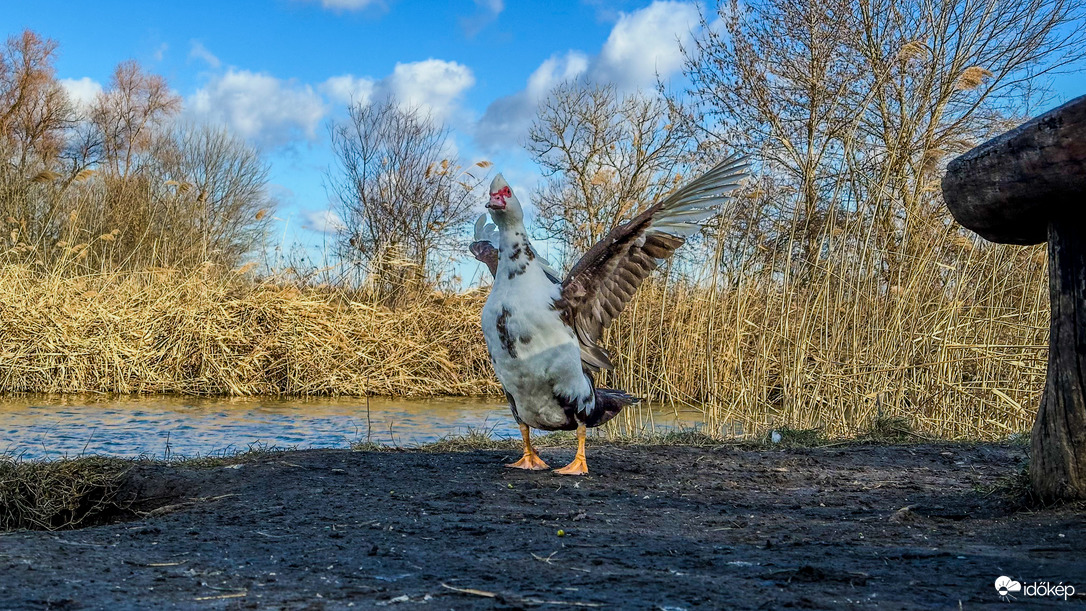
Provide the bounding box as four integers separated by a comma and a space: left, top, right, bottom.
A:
941, 94, 1086, 245
943, 94, 1086, 501
1031, 215, 1086, 501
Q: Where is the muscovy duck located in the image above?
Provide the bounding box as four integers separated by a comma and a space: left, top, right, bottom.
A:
475, 154, 749, 474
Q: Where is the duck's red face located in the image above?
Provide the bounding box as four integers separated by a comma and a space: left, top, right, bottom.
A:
487, 186, 512, 210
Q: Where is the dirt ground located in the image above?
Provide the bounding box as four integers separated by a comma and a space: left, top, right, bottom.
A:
1, 443, 1084, 610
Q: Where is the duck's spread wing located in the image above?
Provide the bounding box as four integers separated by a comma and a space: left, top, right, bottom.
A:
559, 154, 750, 371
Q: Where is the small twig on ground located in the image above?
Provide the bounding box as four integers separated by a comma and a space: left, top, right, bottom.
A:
531, 551, 558, 564
253, 530, 289, 538
441, 584, 496, 598
122, 559, 186, 567
193, 592, 246, 601
440, 583, 605, 607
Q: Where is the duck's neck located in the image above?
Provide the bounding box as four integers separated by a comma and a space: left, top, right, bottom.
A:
496, 222, 542, 281
498, 220, 529, 253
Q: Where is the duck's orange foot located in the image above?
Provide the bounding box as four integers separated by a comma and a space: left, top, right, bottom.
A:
505, 453, 550, 470
553, 456, 588, 476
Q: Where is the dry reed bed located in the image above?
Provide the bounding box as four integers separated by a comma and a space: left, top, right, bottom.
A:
0, 265, 498, 397
0, 234, 1049, 440
604, 239, 1049, 440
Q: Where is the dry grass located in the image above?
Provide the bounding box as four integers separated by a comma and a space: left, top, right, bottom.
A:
978, 463, 1041, 510
0, 455, 132, 530
414, 429, 522, 453
599, 238, 1048, 441
0, 445, 304, 531
856, 416, 925, 443
352, 428, 761, 453
0, 264, 497, 397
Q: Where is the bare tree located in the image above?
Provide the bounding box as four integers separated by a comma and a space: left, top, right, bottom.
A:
327, 96, 484, 295
0, 30, 72, 174
527, 80, 695, 261
1, 34, 271, 270
0, 30, 76, 260
852, 0, 1086, 274
46, 122, 273, 270
145, 124, 274, 267
91, 60, 181, 180
683, 0, 1086, 279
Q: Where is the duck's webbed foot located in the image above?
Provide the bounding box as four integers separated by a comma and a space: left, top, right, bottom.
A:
507, 452, 550, 470
506, 423, 550, 470
554, 423, 588, 476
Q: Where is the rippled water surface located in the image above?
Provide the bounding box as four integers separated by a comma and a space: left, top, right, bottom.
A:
1, 395, 699, 460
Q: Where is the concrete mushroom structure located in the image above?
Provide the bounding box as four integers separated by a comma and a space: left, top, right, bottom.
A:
942, 94, 1086, 501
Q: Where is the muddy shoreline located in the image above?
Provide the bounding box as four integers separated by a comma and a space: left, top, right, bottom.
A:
1, 443, 1083, 609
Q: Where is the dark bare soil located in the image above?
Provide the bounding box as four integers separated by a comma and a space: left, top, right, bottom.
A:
1, 443, 1084, 610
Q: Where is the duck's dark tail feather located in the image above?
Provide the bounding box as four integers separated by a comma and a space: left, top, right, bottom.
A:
588, 388, 641, 427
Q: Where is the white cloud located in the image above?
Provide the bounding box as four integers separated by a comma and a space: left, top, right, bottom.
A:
60, 77, 103, 114
592, 1, 699, 88
302, 0, 384, 11
474, 1, 699, 152
187, 69, 326, 148
153, 43, 169, 62
189, 41, 221, 68
321, 74, 376, 107
527, 52, 591, 98
320, 61, 474, 119
181, 58, 470, 150
461, 0, 504, 36
303, 209, 346, 234
474, 52, 588, 151
377, 59, 475, 121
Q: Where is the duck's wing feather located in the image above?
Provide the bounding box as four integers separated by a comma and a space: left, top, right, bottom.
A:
470, 214, 561, 283
559, 153, 750, 371
469, 214, 500, 276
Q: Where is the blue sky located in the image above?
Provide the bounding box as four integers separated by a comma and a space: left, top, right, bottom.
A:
4, 0, 1084, 273
4, 0, 708, 272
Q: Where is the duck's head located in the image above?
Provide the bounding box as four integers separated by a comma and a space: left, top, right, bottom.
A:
485, 174, 524, 227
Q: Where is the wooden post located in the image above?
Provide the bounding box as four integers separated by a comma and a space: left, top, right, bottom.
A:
942, 94, 1086, 501
1034, 213, 1086, 499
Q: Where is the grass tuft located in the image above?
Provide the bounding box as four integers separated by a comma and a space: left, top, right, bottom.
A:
0, 455, 132, 531
641, 429, 724, 447
418, 429, 521, 453
762, 426, 827, 447
857, 416, 923, 443
168, 442, 300, 468
978, 462, 1039, 510
350, 441, 398, 453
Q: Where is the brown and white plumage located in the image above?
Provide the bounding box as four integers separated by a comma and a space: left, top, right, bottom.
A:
476, 154, 749, 474
469, 214, 500, 276
559, 153, 750, 371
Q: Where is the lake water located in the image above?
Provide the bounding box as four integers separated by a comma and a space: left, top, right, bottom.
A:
0, 395, 700, 461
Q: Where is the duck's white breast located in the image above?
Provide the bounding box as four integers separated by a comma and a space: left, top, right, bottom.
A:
482, 270, 590, 430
